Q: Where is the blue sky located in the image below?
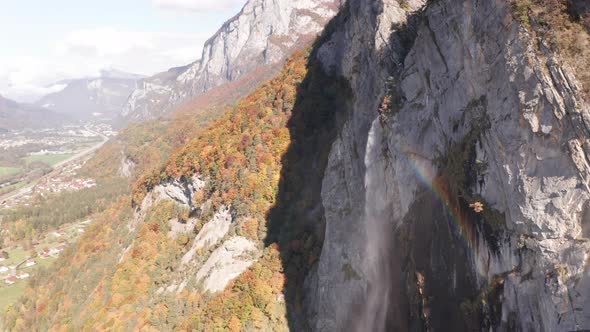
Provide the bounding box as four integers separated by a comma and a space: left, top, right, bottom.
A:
0, 0, 246, 101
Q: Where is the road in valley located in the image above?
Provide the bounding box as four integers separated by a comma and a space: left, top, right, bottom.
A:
0, 128, 109, 204
53, 129, 109, 168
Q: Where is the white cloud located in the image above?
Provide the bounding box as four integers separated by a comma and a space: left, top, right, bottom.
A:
0, 56, 77, 102
153, 0, 245, 12
0, 1, 249, 102
0, 81, 67, 103
0, 28, 209, 102
55, 29, 154, 57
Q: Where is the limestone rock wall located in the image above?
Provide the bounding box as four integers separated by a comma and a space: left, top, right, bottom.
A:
311, 0, 590, 331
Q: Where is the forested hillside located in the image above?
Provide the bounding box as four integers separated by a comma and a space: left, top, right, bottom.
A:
5, 0, 590, 331
81, 62, 280, 182
2, 42, 350, 330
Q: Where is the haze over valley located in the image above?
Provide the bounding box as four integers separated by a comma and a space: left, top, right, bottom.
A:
2, 0, 590, 331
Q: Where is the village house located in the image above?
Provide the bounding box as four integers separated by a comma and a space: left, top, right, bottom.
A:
0, 266, 8, 273
49, 244, 67, 256
25, 259, 36, 267
4, 276, 17, 285
16, 271, 30, 279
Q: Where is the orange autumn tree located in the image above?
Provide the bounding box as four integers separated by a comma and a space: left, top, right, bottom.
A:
6, 37, 352, 330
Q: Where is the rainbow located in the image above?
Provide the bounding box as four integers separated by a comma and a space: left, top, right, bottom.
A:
401, 144, 479, 249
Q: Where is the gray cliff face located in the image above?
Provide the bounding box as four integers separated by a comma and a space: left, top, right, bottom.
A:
123, 0, 340, 122
310, 0, 590, 331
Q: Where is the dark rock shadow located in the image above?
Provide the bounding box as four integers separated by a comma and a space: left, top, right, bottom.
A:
263, 5, 352, 331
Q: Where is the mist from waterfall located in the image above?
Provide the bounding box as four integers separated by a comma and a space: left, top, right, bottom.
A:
354, 118, 398, 332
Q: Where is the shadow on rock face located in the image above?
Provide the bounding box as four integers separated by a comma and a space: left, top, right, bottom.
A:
569, 0, 590, 31
581, 201, 590, 238
263, 10, 352, 331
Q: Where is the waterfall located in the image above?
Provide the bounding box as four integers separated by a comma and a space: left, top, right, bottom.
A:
354, 117, 398, 331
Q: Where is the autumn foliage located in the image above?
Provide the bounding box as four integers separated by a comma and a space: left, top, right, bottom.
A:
132, 49, 310, 219
3, 49, 321, 331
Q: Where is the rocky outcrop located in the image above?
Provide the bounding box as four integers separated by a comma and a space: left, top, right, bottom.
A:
181, 206, 233, 264
195, 236, 258, 293
123, 0, 341, 122
309, 0, 590, 331
131, 175, 205, 231
168, 217, 197, 239
118, 154, 137, 178
149, 175, 205, 207
130, 173, 259, 298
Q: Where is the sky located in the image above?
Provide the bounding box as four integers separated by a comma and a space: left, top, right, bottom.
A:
0, 0, 246, 102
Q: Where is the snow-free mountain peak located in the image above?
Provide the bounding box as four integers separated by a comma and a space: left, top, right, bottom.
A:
36, 70, 144, 124
123, 0, 341, 122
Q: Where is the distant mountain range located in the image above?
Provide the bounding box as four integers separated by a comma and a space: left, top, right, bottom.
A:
36, 69, 144, 124
0, 94, 69, 131
3, 0, 341, 128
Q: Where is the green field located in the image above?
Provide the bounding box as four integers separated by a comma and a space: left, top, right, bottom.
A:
2, 248, 28, 266
0, 282, 25, 312
0, 247, 30, 312
0, 221, 85, 314
35, 257, 57, 269
0, 181, 27, 196
0, 251, 57, 313
0, 257, 56, 313
23, 154, 75, 166
0, 167, 21, 177
76, 141, 102, 149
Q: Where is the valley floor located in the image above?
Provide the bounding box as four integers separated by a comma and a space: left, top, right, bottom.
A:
0, 129, 108, 209
0, 218, 91, 314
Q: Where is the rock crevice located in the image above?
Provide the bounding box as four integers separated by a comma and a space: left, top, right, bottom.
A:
311, 0, 590, 330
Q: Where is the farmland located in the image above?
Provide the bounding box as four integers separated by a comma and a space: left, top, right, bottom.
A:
23, 154, 76, 166
0, 168, 20, 177
0, 219, 91, 312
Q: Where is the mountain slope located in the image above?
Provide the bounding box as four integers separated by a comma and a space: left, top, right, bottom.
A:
80, 62, 283, 184
5, 0, 590, 331
122, 0, 340, 122
0, 94, 68, 131
37, 70, 143, 123
1, 48, 342, 331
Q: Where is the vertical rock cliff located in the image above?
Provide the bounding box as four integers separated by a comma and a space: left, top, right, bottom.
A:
5, 1, 590, 331
308, 0, 590, 331
123, 0, 340, 121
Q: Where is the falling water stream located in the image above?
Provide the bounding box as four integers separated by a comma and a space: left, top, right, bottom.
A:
354, 117, 399, 332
